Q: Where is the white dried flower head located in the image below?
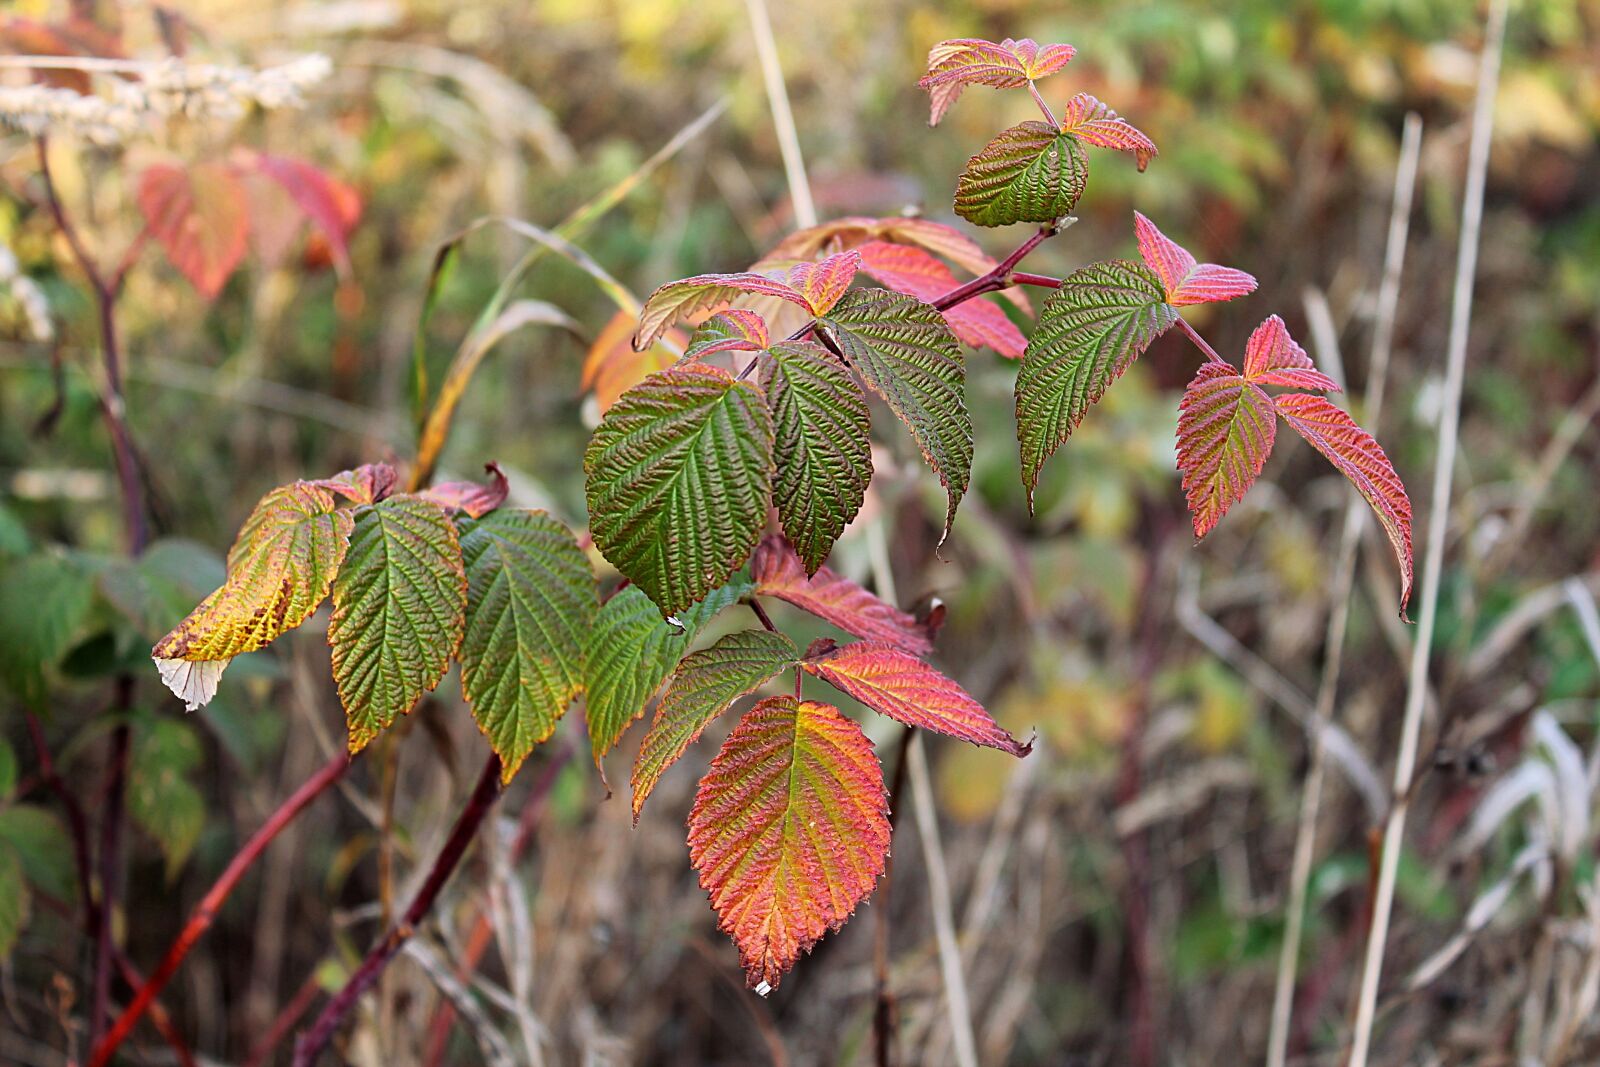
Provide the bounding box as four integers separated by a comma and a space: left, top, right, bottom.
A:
0, 82, 141, 145
0, 243, 54, 343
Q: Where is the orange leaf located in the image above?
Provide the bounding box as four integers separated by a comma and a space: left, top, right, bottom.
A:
581, 310, 683, 413
688, 696, 889, 990
751, 535, 933, 654
137, 161, 250, 300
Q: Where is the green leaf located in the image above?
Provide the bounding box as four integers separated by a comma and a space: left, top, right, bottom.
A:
954, 121, 1086, 228
459, 511, 598, 783
129, 716, 205, 879
585, 364, 774, 618
1015, 260, 1177, 506
0, 739, 15, 800
0, 499, 30, 558
0, 553, 95, 709
583, 579, 751, 777
820, 288, 971, 538
0, 844, 26, 959
631, 629, 798, 821
761, 341, 873, 574
0, 805, 74, 903
329, 496, 467, 753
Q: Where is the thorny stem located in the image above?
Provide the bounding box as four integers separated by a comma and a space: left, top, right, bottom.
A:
292, 753, 504, 1066
87, 751, 353, 1067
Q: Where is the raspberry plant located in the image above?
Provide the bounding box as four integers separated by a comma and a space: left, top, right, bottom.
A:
123, 32, 1416, 1059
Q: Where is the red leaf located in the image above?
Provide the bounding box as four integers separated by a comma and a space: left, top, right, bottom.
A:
688, 696, 889, 990
419, 462, 510, 518
784, 250, 860, 316
1133, 212, 1257, 307
918, 37, 1077, 125
137, 161, 250, 300
634, 272, 814, 350
684, 310, 771, 359
1177, 363, 1276, 539
1275, 393, 1414, 615
1058, 93, 1158, 171
0, 17, 125, 94
582, 310, 685, 413
802, 641, 1031, 756
319, 463, 398, 505
250, 154, 361, 274
1242, 315, 1340, 392
751, 535, 932, 654
855, 241, 1025, 357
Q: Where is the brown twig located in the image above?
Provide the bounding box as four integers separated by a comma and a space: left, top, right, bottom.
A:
292, 753, 504, 1066
87, 750, 353, 1067
873, 726, 916, 1067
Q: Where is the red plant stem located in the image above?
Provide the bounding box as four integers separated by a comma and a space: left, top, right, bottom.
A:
1176, 317, 1227, 365
243, 969, 324, 1067
420, 745, 571, 1067
1008, 271, 1061, 290
748, 597, 779, 633
1026, 81, 1058, 128
292, 752, 504, 1067
931, 224, 1060, 312
87, 749, 353, 1067
113, 951, 198, 1067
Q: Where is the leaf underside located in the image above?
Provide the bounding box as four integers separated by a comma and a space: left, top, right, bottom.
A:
1177, 363, 1277, 539
1015, 260, 1177, 506
688, 696, 890, 990
762, 342, 873, 575
584, 364, 774, 618
583, 579, 752, 774
329, 496, 467, 753
751, 536, 932, 655
631, 628, 798, 821
459, 510, 597, 782
954, 121, 1086, 228
802, 641, 1031, 756
820, 288, 971, 539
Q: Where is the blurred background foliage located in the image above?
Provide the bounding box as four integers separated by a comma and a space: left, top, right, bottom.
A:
1, 0, 1598, 1063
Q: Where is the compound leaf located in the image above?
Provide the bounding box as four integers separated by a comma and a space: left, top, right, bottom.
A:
819, 288, 971, 539
1133, 211, 1257, 307
1275, 393, 1415, 615
1016, 260, 1177, 506
802, 641, 1031, 756
762, 341, 873, 574
688, 696, 889, 990
1177, 363, 1277, 539
631, 629, 798, 821
459, 510, 597, 783
751, 536, 932, 655
954, 121, 1086, 228
585, 364, 774, 618
329, 496, 466, 753
584, 579, 752, 774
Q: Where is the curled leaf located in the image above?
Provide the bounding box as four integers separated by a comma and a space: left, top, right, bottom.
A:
420, 462, 510, 518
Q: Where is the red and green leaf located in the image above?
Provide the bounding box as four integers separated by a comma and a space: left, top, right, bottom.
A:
418, 463, 510, 519
954, 121, 1086, 228
1058, 93, 1157, 171
684, 310, 771, 360
584, 364, 774, 618
751, 536, 933, 655
634, 272, 812, 350
329, 496, 467, 752
761, 341, 873, 574
1133, 212, 1257, 307
687, 696, 889, 990
855, 241, 1025, 357
782, 251, 860, 316
1015, 260, 1177, 506
631, 629, 798, 820
802, 641, 1030, 756
1274, 394, 1414, 614
1242, 315, 1340, 392
137, 160, 251, 300
819, 288, 972, 539
1177, 363, 1277, 539
919, 37, 1076, 125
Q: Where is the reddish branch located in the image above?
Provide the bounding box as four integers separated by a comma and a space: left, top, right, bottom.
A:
292, 752, 504, 1066
87, 750, 353, 1067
